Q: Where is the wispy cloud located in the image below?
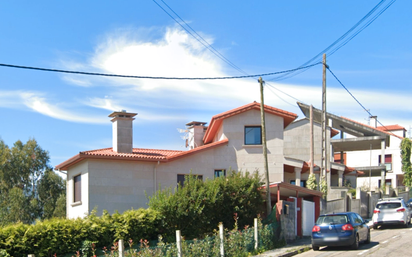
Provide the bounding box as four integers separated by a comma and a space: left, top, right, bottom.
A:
14, 25, 408, 129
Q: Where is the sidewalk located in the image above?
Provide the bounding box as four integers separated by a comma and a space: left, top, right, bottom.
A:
253, 237, 312, 257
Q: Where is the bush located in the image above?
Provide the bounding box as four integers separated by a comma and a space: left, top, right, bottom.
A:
147, 170, 265, 240
0, 209, 162, 256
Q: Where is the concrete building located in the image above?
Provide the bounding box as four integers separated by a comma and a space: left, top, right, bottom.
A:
58, 102, 326, 219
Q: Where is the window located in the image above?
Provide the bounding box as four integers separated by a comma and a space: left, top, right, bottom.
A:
177, 174, 203, 186
290, 180, 307, 187
73, 174, 81, 203
214, 169, 226, 178
244, 126, 262, 145
378, 154, 392, 171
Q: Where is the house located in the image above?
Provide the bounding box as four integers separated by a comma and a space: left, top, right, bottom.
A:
296, 102, 408, 192
58, 102, 329, 219
344, 120, 407, 190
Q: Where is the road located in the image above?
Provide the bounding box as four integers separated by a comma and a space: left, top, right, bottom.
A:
298, 226, 412, 257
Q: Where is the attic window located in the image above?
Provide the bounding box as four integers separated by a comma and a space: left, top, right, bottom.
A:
244, 126, 262, 145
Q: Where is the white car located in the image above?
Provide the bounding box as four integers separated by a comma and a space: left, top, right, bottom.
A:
372, 197, 411, 229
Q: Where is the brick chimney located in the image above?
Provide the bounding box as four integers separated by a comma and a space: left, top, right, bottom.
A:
108, 110, 137, 153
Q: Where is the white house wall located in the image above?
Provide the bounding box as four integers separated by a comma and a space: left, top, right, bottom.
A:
66, 108, 290, 218
66, 161, 89, 219
221, 109, 285, 182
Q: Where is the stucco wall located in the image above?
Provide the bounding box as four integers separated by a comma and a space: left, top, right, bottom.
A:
66, 161, 89, 219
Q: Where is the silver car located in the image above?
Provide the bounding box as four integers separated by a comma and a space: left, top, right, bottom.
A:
372, 197, 411, 229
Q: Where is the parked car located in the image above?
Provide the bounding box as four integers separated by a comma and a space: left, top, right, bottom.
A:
407, 198, 412, 218
311, 212, 370, 251
372, 197, 411, 229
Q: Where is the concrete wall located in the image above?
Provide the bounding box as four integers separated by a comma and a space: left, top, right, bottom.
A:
223, 109, 285, 182
323, 199, 345, 214
66, 161, 89, 219
279, 200, 296, 242
284, 119, 323, 166
66, 108, 288, 218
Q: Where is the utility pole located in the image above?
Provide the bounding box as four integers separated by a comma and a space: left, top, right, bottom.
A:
310, 105, 314, 175
259, 77, 271, 214
321, 54, 328, 189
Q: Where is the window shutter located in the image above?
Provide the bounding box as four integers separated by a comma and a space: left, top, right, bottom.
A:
74, 175, 81, 202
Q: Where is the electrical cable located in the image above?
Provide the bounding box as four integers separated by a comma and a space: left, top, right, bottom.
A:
153, 0, 305, 106
152, 0, 248, 76
0, 62, 321, 80
327, 67, 398, 137
269, 0, 396, 82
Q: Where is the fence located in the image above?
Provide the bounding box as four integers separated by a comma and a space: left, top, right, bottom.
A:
26, 218, 280, 257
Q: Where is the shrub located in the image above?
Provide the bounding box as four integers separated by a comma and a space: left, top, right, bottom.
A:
147, 170, 265, 240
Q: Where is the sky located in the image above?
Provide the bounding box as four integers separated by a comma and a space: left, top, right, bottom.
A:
0, 0, 411, 173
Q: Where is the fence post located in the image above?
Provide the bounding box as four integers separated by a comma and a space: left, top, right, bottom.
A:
176, 230, 182, 257
254, 218, 258, 250
219, 222, 224, 257
118, 239, 124, 257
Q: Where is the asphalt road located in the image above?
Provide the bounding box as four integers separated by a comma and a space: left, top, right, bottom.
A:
297, 225, 412, 257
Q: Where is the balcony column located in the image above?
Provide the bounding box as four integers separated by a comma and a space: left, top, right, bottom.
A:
381, 139, 386, 188
294, 167, 302, 187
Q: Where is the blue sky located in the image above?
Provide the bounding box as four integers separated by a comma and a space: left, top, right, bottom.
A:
0, 1, 410, 171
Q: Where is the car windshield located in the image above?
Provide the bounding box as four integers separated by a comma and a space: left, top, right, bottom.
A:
376, 202, 401, 209
316, 215, 348, 225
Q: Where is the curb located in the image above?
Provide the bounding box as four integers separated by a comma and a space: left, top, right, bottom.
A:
277, 245, 312, 257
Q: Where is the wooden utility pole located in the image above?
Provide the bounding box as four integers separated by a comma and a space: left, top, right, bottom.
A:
259, 77, 271, 214
310, 105, 314, 175
321, 54, 328, 187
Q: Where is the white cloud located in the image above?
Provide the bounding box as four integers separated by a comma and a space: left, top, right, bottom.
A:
45, 25, 411, 129
0, 90, 106, 124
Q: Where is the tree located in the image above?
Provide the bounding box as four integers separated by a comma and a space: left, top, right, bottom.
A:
401, 138, 412, 186
38, 169, 66, 219
0, 138, 66, 226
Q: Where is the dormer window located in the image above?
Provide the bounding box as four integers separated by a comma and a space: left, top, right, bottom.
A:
244, 126, 262, 145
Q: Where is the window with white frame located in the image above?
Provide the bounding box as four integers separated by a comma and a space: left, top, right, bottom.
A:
378, 154, 392, 171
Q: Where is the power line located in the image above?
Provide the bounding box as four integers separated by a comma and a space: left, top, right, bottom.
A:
152, 0, 248, 76
0, 62, 321, 80
269, 0, 396, 82
327, 67, 397, 136
153, 0, 305, 106
157, 0, 249, 76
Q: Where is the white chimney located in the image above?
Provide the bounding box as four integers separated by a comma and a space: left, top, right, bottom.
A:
186, 121, 207, 149
370, 116, 377, 128
108, 110, 137, 153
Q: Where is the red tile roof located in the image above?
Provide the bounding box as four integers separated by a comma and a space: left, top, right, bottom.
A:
55, 139, 229, 170
377, 124, 406, 132
340, 116, 404, 139
204, 102, 297, 144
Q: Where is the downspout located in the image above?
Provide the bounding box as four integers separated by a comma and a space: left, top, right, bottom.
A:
154, 161, 160, 193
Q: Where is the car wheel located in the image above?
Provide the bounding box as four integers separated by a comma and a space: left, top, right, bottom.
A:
365, 231, 371, 244
312, 245, 319, 251
373, 225, 378, 230
351, 234, 359, 250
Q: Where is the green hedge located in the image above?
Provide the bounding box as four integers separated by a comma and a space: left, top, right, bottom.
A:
1, 170, 266, 256
0, 208, 161, 257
